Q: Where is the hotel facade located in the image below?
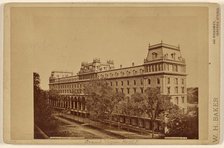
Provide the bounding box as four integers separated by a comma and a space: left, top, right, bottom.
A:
49, 42, 187, 122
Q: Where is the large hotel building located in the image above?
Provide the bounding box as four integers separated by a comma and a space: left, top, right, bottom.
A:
49, 42, 187, 117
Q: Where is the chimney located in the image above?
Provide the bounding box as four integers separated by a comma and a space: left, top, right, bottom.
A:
120, 65, 122, 68
132, 62, 134, 67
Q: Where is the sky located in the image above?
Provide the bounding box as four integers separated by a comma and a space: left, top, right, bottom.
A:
11, 6, 208, 90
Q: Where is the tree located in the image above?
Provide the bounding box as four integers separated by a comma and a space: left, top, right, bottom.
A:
129, 92, 146, 117
84, 79, 111, 121
84, 79, 124, 125
187, 87, 198, 104
108, 92, 125, 120
144, 87, 172, 138
34, 72, 41, 106
129, 93, 147, 133
165, 106, 198, 139
33, 72, 58, 138
116, 96, 131, 115
49, 89, 61, 107
114, 96, 132, 128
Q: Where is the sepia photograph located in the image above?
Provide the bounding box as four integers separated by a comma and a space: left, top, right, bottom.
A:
3, 3, 220, 144
32, 5, 200, 140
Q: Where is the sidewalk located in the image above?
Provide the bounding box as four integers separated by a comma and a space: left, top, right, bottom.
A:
55, 115, 116, 139
56, 113, 162, 139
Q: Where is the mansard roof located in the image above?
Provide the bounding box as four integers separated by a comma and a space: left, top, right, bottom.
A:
148, 42, 180, 51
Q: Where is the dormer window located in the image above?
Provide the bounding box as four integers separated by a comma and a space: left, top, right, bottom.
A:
171, 53, 176, 59
152, 52, 158, 59
140, 69, 144, 74
126, 71, 129, 75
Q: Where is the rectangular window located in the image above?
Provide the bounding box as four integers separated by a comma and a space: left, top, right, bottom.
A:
140, 79, 143, 85
175, 78, 178, 84
111, 82, 113, 86
127, 80, 129, 85
175, 87, 178, 93
148, 79, 151, 84
134, 80, 136, 85
157, 78, 160, 84
121, 88, 124, 93
133, 88, 136, 93
160, 64, 163, 71
145, 67, 148, 73
140, 87, 144, 93
116, 81, 118, 86
182, 87, 184, 93
182, 79, 184, 84
121, 81, 123, 86
167, 78, 170, 84
127, 88, 130, 94
182, 97, 185, 103
167, 87, 170, 94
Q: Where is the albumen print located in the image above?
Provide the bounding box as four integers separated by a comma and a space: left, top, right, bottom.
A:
4, 3, 220, 144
